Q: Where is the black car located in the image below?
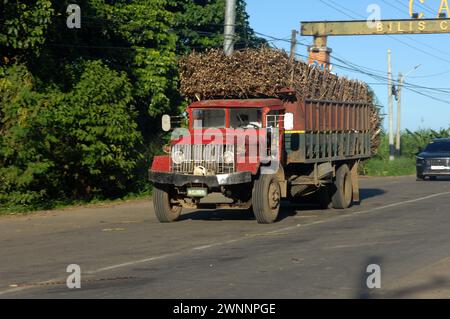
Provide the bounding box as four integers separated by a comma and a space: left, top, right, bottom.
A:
416, 138, 450, 181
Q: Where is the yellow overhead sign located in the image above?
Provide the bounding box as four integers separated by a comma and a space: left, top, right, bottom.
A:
301, 19, 450, 36
410, 0, 449, 19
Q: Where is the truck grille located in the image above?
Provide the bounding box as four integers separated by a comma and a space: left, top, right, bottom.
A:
171, 144, 235, 174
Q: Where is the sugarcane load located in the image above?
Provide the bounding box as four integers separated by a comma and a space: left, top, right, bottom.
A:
149, 47, 381, 224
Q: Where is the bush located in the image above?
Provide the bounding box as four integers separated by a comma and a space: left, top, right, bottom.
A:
361, 157, 416, 177
0, 62, 143, 211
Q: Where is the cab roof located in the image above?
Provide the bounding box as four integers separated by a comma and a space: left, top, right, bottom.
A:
189, 99, 283, 108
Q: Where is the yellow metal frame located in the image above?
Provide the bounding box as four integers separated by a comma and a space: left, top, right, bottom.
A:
301, 18, 450, 36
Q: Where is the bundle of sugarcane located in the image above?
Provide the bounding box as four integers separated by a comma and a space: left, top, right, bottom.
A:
179, 47, 382, 154
369, 104, 383, 155
179, 47, 372, 103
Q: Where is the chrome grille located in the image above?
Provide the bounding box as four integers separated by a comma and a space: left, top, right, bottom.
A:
427, 158, 450, 166
172, 144, 235, 174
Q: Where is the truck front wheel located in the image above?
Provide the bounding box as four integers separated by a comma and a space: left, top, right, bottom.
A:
331, 164, 353, 209
252, 174, 281, 224
153, 185, 182, 223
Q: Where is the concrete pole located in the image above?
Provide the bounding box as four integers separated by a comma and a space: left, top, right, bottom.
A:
224, 0, 236, 56
396, 72, 403, 157
388, 49, 395, 161
289, 30, 297, 86
290, 29, 297, 62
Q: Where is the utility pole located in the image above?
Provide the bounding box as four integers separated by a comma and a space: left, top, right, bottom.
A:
289, 30, 298, 86
396, 72, 403, 157
388, 49, 395, 161
224, 0, 236, 56
290, 29, 297, 61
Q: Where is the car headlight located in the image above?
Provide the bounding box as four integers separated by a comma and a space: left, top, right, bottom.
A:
172, 150, 185, 164
223, 151, 234, 164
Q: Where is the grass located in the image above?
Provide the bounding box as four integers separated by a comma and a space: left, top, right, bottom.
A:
361, 157, 416, 177
0, 188, 153, 216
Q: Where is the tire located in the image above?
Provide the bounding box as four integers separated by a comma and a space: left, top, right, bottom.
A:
251, 174, 281, 224
331, 164, 353, 209
153, 185, 182, 223
429, 176, 437, 181
416, 175, 425, 181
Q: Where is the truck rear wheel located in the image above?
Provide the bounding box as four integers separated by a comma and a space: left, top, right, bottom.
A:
153, 185, 182, 223
252, 174, 281, 224
331, 164, 353, 209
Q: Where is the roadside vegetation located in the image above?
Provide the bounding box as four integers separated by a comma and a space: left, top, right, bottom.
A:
361, 128, 450, 176
0, 0, 264, 213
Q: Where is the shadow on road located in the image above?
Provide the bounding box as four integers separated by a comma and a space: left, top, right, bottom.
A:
383, 276, 450, 298
359, 188, 386, 201
179, 187, 386, 222
179, 209, 256, 222
424, 176, 450, 182
355, 256, 450, 299
179, 200, 302, 222
356, 256, 383, 299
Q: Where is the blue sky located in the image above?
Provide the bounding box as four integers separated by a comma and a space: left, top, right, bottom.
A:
246, 0, 450, 131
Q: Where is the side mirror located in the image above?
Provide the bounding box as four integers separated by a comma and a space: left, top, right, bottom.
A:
284, 113, 294, 131
162, 115, 171, 132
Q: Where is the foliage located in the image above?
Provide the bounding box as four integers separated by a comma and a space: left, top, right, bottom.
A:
0, 62, 142, 210
361, 158, 416, 177
0, 0, 54, 62
404, 128, 450, 156
0, 0, 266, 212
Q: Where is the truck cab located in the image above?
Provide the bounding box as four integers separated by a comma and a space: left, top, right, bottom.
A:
149, 99, 287, 223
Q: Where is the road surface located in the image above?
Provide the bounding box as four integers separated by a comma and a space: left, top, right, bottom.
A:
0, 176, 449, 298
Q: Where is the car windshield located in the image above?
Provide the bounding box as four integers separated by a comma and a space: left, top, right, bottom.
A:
424, 141, 450, 153
192, 109, 225, 128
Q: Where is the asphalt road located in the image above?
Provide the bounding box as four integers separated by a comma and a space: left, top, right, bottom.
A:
1, 176, 450, 299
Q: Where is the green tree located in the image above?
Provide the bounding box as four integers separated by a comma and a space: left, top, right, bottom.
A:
0, 62, 142, 210
0, 0, 266, 211
0, 0, 54, 62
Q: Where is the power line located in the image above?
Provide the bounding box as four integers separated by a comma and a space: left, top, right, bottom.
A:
255, 30, 417, 89
317, 0, 355, 19
319, 0, 450, 66
395, 0, 436, 15
380, 0, 412, 16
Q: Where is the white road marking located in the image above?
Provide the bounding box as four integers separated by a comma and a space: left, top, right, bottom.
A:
1, 191, 449, 296
85, 254, 173, 274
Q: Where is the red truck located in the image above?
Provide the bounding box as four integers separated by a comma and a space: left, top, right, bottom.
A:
149, 91, 372, 224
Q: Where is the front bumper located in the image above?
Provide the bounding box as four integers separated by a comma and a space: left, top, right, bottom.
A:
149, 171, 252, 187
417, 160, 450, 176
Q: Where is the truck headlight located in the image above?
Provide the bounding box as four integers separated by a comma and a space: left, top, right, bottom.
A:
223, 151, 234, 164
172, 151, 185, 164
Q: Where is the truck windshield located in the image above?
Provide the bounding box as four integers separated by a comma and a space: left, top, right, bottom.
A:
229, 108, 262, 128
192, 109, 225, 128
424, 141, 450, 153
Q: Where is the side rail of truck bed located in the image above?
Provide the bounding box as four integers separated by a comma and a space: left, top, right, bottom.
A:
285, 99, 372, 163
